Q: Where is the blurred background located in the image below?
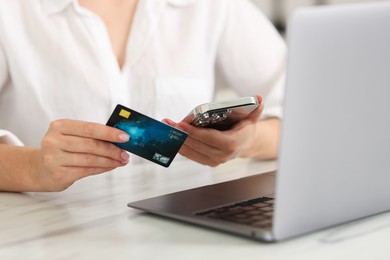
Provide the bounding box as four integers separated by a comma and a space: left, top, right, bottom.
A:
216, 0, 384, 99
250, 0, 384, 32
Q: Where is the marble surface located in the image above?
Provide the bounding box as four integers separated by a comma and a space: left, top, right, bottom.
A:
1, 158, 390, 260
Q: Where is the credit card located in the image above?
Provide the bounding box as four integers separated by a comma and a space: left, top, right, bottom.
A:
106, 104, 188, 167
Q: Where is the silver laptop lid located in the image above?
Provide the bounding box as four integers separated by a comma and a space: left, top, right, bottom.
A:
274, 2, 390, 241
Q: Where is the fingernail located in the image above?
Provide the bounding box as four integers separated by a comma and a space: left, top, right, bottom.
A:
176, 122, 187, 132
121, 151, 130, 160
163, 119, 175, 126
118, 134, 130, 141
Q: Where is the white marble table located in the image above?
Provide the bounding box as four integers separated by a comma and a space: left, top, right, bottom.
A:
1, 158, 390, 260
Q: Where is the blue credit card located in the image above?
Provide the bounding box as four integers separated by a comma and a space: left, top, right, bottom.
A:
106, 104, 188, 167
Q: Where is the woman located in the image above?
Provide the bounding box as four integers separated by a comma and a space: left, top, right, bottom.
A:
0, 0, 287, 191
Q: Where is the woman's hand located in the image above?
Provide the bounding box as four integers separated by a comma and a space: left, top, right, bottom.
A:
164, 96, 271, 167
34, 119, 130, 191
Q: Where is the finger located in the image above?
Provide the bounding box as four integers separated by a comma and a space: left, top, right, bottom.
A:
183, 136, 224, 157
67, 166, 118, 179
256, 95, 263, 106
162, 118, 177, 125
231, 97, 264, 130
49, 120, 130, 143
240, 96, 264, 123
59, 151, 129, 168
183, 137, 236, 163
165, 117, 228, 146
177, 121, 237, 150
179, 143, 221, 167
165, 119, 229, 159
247, 102, 264, 121
164, 118, 223, 153
57, 135, 129, 162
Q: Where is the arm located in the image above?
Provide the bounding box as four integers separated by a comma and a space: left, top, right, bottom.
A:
0, 145, 42, 192
0, 120, 131, 192
0, 6, 133, 192
163, 1, 286, 166
213, 0, 285, 161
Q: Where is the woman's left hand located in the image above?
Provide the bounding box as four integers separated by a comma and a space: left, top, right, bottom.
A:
163, 96, 264, 167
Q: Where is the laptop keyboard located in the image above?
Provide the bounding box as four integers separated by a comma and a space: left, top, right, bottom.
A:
194, 197, 274, 229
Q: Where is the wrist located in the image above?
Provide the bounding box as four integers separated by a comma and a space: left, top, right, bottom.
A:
238, 123, 260, 159
238, 119, 280, 160
24, 148, 47, 191
0, 146, 45, 192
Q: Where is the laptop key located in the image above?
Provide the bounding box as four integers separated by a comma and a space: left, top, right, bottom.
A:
194, 197, 275, 228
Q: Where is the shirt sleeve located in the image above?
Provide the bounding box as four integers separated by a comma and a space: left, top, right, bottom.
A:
0, 39, 7, 94
216, 0, 287, 118
0, 37, 23, 145
0, 130, 24, 146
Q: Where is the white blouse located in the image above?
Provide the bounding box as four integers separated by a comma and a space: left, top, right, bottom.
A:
0, 0, 287, 147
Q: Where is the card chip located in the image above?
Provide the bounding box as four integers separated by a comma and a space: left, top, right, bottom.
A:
119, 109, 131, 119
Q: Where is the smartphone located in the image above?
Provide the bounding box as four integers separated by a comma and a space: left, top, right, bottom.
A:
182, 96, 259, 131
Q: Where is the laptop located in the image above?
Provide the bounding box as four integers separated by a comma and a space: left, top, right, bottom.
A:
128, 2, 390, 242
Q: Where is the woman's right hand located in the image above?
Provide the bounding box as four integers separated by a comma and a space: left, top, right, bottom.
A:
34, 119, 130, 191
